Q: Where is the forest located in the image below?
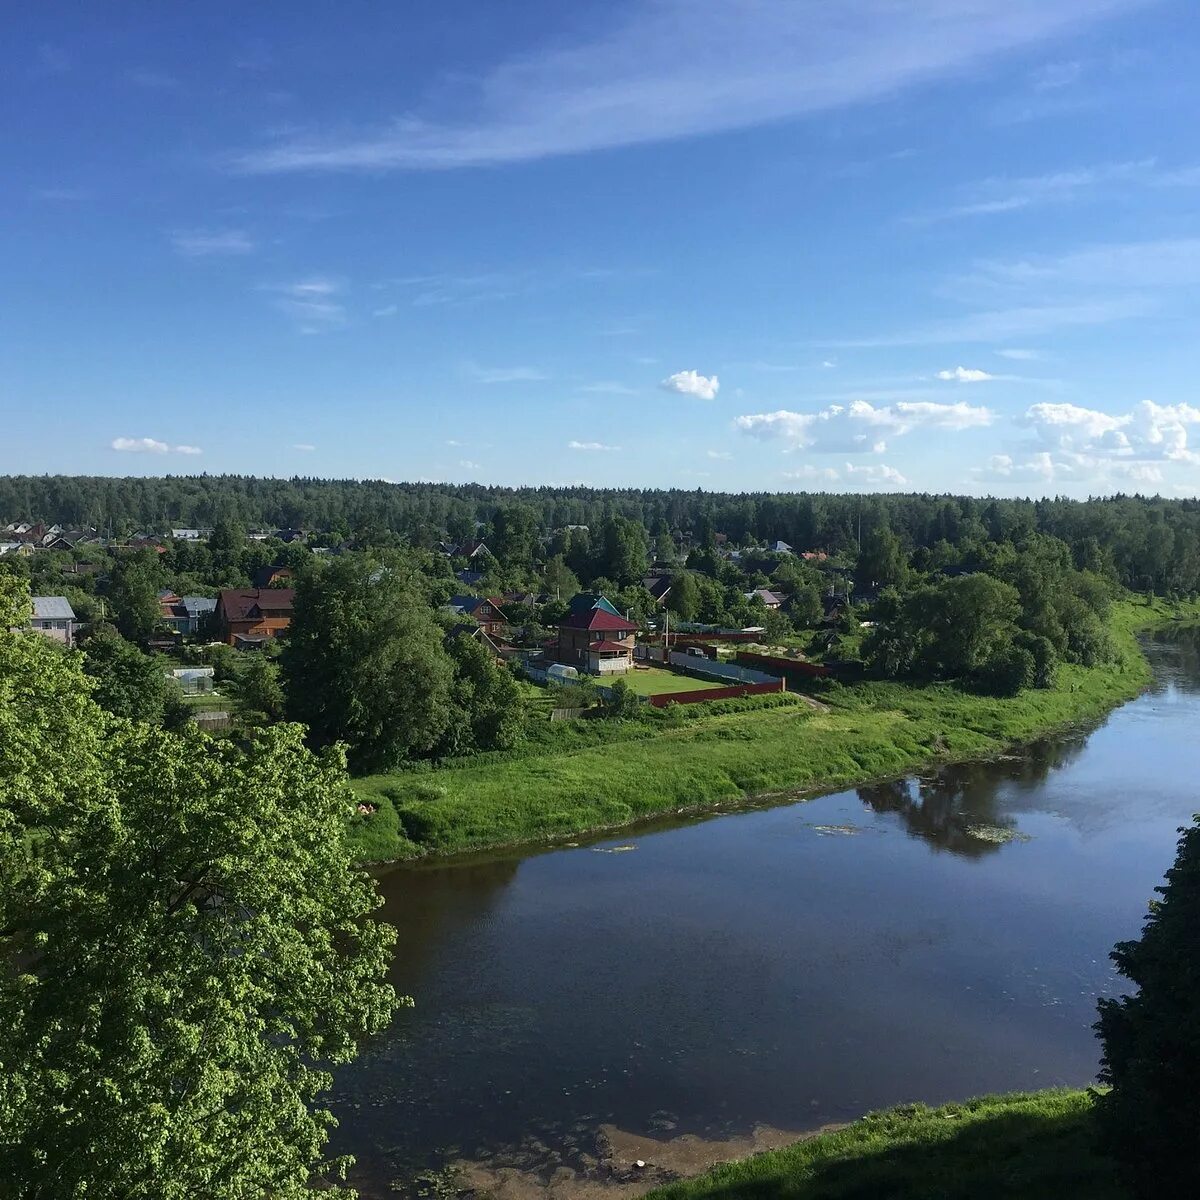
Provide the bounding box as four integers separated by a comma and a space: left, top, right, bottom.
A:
3, 473, 1200, 595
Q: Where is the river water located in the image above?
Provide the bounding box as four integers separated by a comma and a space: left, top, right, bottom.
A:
330, 629, 1200, 1194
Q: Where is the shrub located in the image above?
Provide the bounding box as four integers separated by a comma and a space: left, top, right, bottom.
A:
1095, 815, 1200, 1197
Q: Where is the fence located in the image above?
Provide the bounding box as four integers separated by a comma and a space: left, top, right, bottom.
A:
667, 651, 779, 685
734, 651, 832, 679
646, 680, 785, 707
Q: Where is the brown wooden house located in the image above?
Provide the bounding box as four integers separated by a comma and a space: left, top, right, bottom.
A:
216, 587, 295, 648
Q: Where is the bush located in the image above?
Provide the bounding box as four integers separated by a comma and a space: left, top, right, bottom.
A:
1095, 815, 1200, 1197
974, 645, 1035, 697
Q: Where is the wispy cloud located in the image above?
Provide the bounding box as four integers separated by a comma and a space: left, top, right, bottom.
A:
292, 443, 316, 452
969, 237, 1200, 290
231, 1, 1135, 173
263, 277, 346, 331
995, 348, 1042, 360
914, 159, 1200, 224
829, 298, 1153, 348
661, 369, 720, 400
465, 363, 548, 384
171, 228, 255, 257
458, 459, 481, 471
706, 449, 732, 460
579, 381, 639, 396
111, 437, 202, 455
568, 440, 621, 451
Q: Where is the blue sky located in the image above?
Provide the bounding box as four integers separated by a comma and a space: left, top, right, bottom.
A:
4, 0, 1200, 497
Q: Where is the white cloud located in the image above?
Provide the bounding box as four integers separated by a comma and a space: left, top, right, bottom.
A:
568, 440, 621, 451
466, 364, 547, 384
830, 297, 1152, 348
171, 228, 255, 257
264, 277, 346, 330
232, 1, 1134, 173
1031, 60, 1082, 90
372, 304, 398, 317
937, 366, 995, 382
292, 443, 316, 452
445, 439, 464, 447
579, 381, 638, 395
1019, 400, 1200, 469
783, 465, 840, 482
111, 437, 201, 455
706, 449, 732, 460
971, 238, 1200, 291
112, 437, 170, 454
845, 462, 909, 486
735, 399, 991, 453
661, 369, 720, 400
821, 359, 837, 369
995, 348, 1041, 360
458, 459, 481, 470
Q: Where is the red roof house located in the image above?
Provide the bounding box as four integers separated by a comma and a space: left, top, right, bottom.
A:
216, 587, 295, 648
555, 598, 638, 674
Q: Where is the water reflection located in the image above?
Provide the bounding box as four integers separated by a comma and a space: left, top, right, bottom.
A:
857, 736, 1091, 856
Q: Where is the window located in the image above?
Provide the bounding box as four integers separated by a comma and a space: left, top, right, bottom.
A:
481, 604, 491, 614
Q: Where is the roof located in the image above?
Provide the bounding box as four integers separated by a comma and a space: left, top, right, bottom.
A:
561, 608, 638, 632
447, 595, 508, 620
643, 574, 673, 602
566, 592, 622, 618
252, 565, 293, 588
31, 596, 76, 620
218, 588, 295, 622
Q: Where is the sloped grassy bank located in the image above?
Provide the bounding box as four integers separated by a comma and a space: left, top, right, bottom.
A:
348, 597, 1199, 863
644, 1090, 1121, 1200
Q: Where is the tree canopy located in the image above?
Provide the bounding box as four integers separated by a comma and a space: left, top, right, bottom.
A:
0, 577, 397, 1197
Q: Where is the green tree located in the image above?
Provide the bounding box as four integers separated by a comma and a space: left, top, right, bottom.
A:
855, 525, 908, 592
542, 554, 580, 600
602, 677, 642, 719
490, 504, 538, 568
666, 571, 700, 621
0, 577, 398, 1197
108, 553, 165, 642
598, 515, 648, 587
236, 652, 286, 725
282, 555, 454, 772
79, 624, 174, 724
1095, 815, 1200, 1198
441, 633, 525, 755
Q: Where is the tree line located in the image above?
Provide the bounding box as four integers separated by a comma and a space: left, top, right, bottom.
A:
4, 475, 1200, 595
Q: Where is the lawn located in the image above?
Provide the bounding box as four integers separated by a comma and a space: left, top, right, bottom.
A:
647, 1090, 1123, 1200
622, 666, 725, 695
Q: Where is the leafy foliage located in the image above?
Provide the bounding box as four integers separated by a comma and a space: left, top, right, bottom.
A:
0, 577, 398, 1197
1095, 814, 1200, 1197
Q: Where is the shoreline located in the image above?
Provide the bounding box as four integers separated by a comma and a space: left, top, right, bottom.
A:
349, 597, 1200, 867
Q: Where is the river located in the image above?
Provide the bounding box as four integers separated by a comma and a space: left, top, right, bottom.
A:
330, 629, 1200, 1196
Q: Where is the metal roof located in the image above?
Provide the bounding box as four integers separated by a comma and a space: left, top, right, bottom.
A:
31, 596, 76, 620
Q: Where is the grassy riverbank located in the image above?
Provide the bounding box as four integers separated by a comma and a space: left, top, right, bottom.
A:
645, 1090, 1121, 1200
348, 596, 1199, 862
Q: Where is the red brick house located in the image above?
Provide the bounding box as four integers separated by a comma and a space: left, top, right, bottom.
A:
216, 588, 295, 648
446, 595, 508, 637
555, 595, 638, 674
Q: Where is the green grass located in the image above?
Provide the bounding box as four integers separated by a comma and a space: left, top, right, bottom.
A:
622, 666, 725, 695
346, 597, 1200, 862
646, 1090, 1123, 1200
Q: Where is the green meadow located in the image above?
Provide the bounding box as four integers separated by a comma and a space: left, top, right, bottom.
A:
347, 597, 1198, 862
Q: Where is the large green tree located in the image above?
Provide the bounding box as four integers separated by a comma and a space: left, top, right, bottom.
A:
80, 623, 182, 725
0, 576, 397, 1197
107, 552, 165, 642
282, 555, 454, 772
1096, 815, 1200, 1197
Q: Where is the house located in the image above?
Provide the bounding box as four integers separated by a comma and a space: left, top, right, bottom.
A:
216, 587, 295, 648
171, 528, 212, 541
455, 568, 486, 589
441, 538, 491, 560
768, 540, 794, 554
273, 528, 308, 544
252, 563, 295, 589
30, 596, 77, 646
555, 594, 638, 674
159, 591, 218, 635
643, 573, 673, 605
0, 542, 32, 558
444, 622, 506, 662
445, 595, 508, 636
745, 588, 787, 610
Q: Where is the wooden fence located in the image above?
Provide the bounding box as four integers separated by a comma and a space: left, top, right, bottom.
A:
646, 679, 785, 707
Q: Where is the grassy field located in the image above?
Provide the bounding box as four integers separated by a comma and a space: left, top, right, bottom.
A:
347, 596, 1200, 862
623, 666, 725, 695
646, 1090, 1123, 1200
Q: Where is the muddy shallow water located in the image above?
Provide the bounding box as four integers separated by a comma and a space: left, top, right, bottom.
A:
329, 629, 1200, 1197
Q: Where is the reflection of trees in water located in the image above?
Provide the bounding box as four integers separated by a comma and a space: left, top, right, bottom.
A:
857, 735, 1087, 857
375, 856, 522, 990
1143, 626, 1200, 696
